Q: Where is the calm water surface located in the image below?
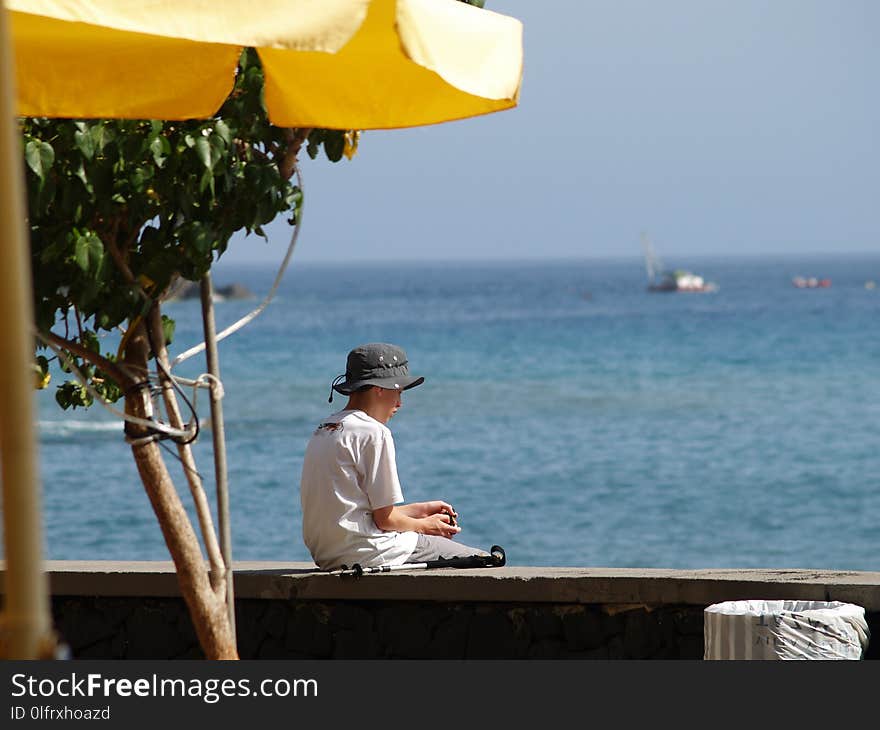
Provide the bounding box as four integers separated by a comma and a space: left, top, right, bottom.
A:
24, 253, 880, 570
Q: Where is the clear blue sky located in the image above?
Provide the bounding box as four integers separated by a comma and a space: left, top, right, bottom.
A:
218, 0, 879, 267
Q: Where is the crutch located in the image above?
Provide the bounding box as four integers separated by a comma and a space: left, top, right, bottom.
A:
331, 545, 506, 577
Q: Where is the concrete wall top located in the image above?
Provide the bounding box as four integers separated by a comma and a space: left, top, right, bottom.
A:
2, 561, 880, 610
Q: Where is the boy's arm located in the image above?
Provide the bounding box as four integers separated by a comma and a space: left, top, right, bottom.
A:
398, 501, 456, 521
372, 504, 460, 538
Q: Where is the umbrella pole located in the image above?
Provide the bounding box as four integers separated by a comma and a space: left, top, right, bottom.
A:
0, 4, 55, 659
199, 273, 236, 644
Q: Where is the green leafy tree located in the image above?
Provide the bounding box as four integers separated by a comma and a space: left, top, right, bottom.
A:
23, 49, 352, 659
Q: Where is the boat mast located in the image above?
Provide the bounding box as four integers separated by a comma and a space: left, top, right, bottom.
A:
640, 232, 662, 283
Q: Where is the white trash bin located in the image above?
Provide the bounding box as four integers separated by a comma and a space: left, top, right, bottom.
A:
704, 599, 870, 660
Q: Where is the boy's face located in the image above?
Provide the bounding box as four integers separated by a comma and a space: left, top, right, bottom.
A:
374, 386, 402, 423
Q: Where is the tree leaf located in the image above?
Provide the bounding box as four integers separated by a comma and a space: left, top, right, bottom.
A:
161, 315, 176, 347
195, 136, 213, 169
89, 124, 107, 153
74, 129, 95, 160
199, 168, 216, 198
149, 135, 170, 167
74, 161, 93, 193
74, 231, 104, 273
130, 166, 150, 192
323, 131, 345, 162
25, 140, 54, 180
214, 120, 231, 146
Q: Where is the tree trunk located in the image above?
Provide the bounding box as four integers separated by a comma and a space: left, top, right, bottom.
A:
123, 323, 238, 660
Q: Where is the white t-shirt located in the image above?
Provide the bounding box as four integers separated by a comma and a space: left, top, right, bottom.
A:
299, 409, 419, 570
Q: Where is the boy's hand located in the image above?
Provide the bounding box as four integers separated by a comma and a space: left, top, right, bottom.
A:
421, 513, 461, 538
411, 500, 457, 520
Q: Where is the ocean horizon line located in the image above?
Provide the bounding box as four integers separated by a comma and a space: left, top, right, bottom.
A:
213, 248, 880, 271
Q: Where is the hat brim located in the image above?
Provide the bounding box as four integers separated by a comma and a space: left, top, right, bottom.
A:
333, 375, 424, 395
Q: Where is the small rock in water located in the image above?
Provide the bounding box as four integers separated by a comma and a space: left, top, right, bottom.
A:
165, 280, 254, 301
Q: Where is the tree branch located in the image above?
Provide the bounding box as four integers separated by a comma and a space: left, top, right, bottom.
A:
279, 127, 311, 181
41, 330, 135, 389
145, 304, 228, 599
123, 319, 237, 658
103, 217, 138, 287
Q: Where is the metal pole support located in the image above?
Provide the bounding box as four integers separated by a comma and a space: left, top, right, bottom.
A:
199, 273, 236, 644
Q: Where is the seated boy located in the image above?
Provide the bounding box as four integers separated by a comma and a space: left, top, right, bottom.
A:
299, 342, 487, 571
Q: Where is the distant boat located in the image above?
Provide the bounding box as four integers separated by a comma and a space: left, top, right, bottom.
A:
640, 233, 718, 293
792, 276, 831, 289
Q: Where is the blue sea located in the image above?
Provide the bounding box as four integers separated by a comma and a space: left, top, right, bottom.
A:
28, 253, 880, 570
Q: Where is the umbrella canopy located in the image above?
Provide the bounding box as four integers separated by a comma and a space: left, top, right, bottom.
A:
9, 0, 522, 127
0, 0, 524, 658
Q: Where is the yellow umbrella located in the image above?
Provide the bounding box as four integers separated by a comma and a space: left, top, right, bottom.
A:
10, 0, 522, 127
0, 0, 523, 658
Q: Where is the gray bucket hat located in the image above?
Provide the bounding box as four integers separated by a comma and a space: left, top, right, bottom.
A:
329, 343, 424, 402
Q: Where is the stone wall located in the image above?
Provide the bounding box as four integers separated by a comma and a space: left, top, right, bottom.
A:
4, 561, 879, 660
52, 596, 708, 660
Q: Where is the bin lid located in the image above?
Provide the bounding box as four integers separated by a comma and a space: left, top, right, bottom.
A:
705, 600, 865, 619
